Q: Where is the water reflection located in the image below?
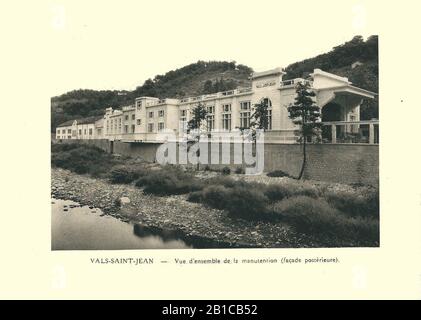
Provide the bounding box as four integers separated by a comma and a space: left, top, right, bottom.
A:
51, 199, 191, 250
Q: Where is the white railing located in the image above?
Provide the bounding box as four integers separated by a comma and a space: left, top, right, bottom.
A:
321, 120, 379, 144
280, 78, 313, 87
178, 87, 253, 104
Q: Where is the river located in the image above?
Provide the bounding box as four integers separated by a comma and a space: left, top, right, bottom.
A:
51, 199, 192, 250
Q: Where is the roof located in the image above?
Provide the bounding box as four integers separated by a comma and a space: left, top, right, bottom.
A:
56, 119, 75, 127
57, 115, 103, 128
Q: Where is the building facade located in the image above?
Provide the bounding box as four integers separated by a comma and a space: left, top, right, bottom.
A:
56, 68, 377, 144
55, 116, 103, 140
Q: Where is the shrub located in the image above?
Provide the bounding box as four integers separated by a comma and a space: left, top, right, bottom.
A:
264, 184, 293, 202
296, 183, 321, 198
267, 170, 291, 178
51, 144, 114, 176
223, 186, 269, 219
325, 189, 379, 219
235, 167, 245, 174
51, 142, 80, 153
135, 168, 204, 195
264, 181, 320, 202
187, 184, 270, 220
206, 176, 238, 188
187, 191, 203, 203
221, 166, 231, 175
272, 196, 379, 243
273, 196, 345, 236
109, 167, 143, 184
196, 185, 230, 209
345, 216, 379, 243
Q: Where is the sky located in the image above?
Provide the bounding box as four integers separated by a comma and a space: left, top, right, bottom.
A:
46, 0, 380, 95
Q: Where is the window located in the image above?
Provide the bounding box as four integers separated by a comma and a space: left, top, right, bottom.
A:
158, 110, 164, 117
222, 104, 231, 130
89, 128, 93, 135
207, 115, 215, 131
240, 101, 251, 110
222, 104, 231, 112
158, 122, 165, 131
124, 125, 128, 133
180, 110, 187, 131
132, 114, 135, 120
79, 129, 82, 135
222, 114, 231, 130
207, 106, 214, 114
67, 129, 71, 134
136, 119, 141, 125
148, 123, 154, 133
149, 111, 154, 118
240, 111, 251, 128
131, 124, 135, 133
240, 101, 251, 129
125, 115, 129, 121
261, 98, 272, 130
136, 100, 142, 109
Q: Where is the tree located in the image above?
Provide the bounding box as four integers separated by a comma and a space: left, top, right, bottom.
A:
244, 99, 270, 154
203, 80, 213, 94
187, 103, 208, 170
250, 99, 270, 133
287, 81, 322, 180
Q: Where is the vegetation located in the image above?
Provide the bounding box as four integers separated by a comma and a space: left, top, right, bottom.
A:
284, 35, 378, 120
235, 166, 245, 174
221, 166, 231, 175
271, 196, 379, 243
135, 167, 203, 196
52, 143, 379, 246
109, 167, 144, 184
250, 100, 270, 131
187, 103, 208, 170
51, 143, 115, 176
287, 81, 322, 180
267, 170, 291, 178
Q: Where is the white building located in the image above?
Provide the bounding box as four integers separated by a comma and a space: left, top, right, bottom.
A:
56, 67, 377, 144
55, 116, 103, 140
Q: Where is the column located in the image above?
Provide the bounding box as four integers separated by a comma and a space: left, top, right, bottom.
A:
331, 124, 337, 144
369, 123, 374, 144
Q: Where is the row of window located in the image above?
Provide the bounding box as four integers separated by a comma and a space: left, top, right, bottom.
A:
57, 128, 93, 135
179, 100, 270, 130
148, 122, 165, 133
149, 110, 165, 118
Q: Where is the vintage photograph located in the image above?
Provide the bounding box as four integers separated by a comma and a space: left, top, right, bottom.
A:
51, 35, 379, 250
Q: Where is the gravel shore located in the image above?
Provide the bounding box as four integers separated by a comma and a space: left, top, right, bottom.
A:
51, 168, 321, 248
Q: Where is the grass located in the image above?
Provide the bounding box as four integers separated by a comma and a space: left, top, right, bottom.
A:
271, 196, 379, 243
135, 166, 204, 195
51, 143, 115, 176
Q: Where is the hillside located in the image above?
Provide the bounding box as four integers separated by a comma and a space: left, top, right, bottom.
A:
284, 35, 378, 120
51, 36, 378, 132
51, 61, 252, 132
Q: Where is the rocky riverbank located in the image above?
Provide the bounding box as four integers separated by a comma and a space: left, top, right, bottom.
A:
51, 168, 321, 248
